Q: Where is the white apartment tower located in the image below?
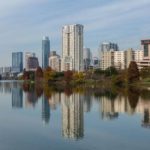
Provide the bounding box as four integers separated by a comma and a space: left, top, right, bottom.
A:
114, 51, 126, 70
61, 24, 84, 72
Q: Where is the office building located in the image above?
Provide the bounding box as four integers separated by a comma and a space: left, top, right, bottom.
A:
61, 24, 84, 71
25, 52, 35, 69
25, 52, 39, 71
49, 51, 61, 72
101, 42, 118, 52
83, 48, 91, 70
12, 52, 23, 73
42, 36, 50, 69
138, 40, 150, 69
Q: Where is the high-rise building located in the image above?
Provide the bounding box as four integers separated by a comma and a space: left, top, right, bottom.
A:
100, 42, 118, 70
25, 52, 39, 71
42, 36, 50, 69
83, 48, 91, 70
25, 52, 35, 69
49, 51, 61, 72
93, 57, 100, 69
61, 24, 84, 72
114, 50, 126, 70
100, 50, 115, 70
12, 52, 23, 73
125, 48, 134, 68
101, 42, 118, 52
137, 40, 150, 69
134, 50, 143, 63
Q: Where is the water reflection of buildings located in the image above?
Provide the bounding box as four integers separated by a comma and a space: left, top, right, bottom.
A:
0, 82, 12, 93
42, 96, 50, 124
100, 95, 150, 128
61, 93, 84, 140
25, 91, 38, 107
12, 87, 23, 108
83, 92, 92, 112
48, 93, 61, 110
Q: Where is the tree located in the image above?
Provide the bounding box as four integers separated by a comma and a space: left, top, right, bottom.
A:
64, 70, 73, 84
43, 67, 53, 83
35, 66, 43, 80
105, 66, 118, 76
127, 61, 139, 83
23, 69, 29, 80
73, 72, 85, 83
140, 67, 150, 79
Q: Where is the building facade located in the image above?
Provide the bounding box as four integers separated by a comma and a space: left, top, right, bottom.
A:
49, 51, 61, 72
61, 24, 84, 72
137, 40, 150, 69
101, 42, 118, 52
12, 52, 23, 73
42, 36, 50, 69
83, 48, 91, 70
114, 50, 126, 70
25, 52, 39, 71
100, 42, 118, 70
100, 50, 115, 70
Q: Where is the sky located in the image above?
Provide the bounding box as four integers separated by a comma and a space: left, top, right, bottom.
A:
0, 0, 150, 67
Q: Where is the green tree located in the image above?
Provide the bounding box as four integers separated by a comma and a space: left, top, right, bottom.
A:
127, 61, 139, 83
105, 66, 118, 76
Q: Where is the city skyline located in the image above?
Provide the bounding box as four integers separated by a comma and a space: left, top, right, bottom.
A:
0, 0, 150, 66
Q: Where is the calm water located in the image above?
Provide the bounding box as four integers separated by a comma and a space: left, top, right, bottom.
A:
0, 81, 150, 150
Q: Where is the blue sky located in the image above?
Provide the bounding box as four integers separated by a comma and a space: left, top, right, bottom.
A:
0, 0, 150, 67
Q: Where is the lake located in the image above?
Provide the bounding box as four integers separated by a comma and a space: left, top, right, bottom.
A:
0, 81, 150, 150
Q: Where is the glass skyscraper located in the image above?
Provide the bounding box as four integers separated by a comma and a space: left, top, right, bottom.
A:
42, 36, 50, 68
12, 52, 23, 73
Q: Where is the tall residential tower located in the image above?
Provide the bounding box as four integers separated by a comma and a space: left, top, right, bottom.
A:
61, 24, 84, 72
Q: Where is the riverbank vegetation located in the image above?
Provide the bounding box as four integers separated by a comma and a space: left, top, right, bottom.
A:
20, 61, 150, 89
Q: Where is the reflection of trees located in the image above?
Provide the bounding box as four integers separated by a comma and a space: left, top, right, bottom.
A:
43, 84, 52, 99
128, 88, 140, 111
140, 89, 150, 101
64, 86, 73, 97
35, 83, 43, 98
23, 83, 38, 107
